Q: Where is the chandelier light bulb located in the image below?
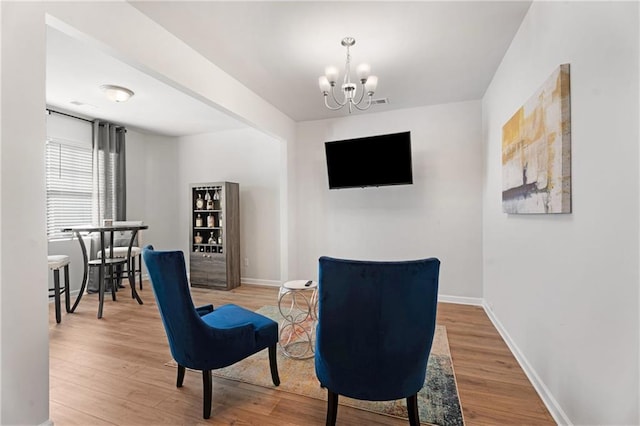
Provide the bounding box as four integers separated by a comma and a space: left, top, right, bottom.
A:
318, 76, 331, 94
364, 75, 378, 94
356, 63, 371, 82
319, 37, 378, 113
324, 66, 339, 85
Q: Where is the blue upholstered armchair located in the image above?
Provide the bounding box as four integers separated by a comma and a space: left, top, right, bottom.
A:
315, 256, 440, 426
141, 246, 280, 419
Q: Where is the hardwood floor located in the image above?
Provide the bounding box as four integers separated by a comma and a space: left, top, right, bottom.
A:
49, 284, 554, 425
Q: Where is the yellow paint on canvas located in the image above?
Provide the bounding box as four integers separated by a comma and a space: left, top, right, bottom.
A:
501, 64, 571, 213
502, 107, 523, 164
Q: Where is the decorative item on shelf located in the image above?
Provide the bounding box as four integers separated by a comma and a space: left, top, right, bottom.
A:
195, 214, 203, 227
218, 230, 223, 245
207, 214, 215, 228
206, 197, 214, 210
219, 213, 223, 228
194, 232, 203, 244
195, 193, 204, 209
208, 232, 215, 245
205, 189, 211, 201
213, 188, 220, 201
318, 37, 379, 113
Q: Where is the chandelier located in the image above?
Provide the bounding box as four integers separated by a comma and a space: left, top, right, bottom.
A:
318, 37, 378, 113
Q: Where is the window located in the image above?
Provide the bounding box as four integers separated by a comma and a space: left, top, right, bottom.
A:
45, 138, 93, 240
46, 112, 126, 239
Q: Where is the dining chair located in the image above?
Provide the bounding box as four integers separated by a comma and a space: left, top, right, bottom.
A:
141, 245, 280, 419
315, 256, 440, 426
97, 220, 144, 290
48, 255, 71, 323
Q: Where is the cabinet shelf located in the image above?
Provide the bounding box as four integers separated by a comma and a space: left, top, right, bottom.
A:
193, 227, 222, 230
193, 209, 222, 213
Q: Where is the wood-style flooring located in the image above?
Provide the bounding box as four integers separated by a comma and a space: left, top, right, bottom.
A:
49, 284, 554, 425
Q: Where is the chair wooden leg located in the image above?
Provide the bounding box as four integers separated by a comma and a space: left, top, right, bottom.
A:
202, 369, 212, 419
326, 389, 338, 426
110, 265, 117, 301
407, 393, 420, 426
97, 264, 105, 319
63, 264, 71, 313
268, 344, 280, 386
53, 269, 62, 324
137, 254, 143, 290
129, 257, 136, 299
176, 364, 185, 388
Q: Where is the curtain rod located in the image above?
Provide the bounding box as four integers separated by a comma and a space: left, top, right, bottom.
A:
46, 108, 127, 131
46, 108, 94, 123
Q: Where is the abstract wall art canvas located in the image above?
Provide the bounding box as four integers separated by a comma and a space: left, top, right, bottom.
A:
502, 64, 571, 214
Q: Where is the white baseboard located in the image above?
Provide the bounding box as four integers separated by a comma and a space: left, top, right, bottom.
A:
482, 301, 571, 425
438, 294, 483, 306
241, 278, 281, 287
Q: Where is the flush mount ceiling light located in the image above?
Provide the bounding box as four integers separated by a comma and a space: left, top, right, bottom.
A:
318, 37, 378, 113
100, 84, 135, 103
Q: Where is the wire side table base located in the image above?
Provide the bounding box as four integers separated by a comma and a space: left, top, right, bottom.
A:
277, 280, 318, 360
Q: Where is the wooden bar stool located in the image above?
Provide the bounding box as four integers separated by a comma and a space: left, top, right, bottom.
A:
48, 255, 71, 324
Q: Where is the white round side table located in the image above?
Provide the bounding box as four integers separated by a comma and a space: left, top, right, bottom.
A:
277, 280, 318, 359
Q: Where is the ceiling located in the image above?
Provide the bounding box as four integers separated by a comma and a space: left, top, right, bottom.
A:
46, 1, 532, 135
46, 27, 247, 136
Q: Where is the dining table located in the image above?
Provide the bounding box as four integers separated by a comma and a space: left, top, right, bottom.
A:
62, 223, 148, 319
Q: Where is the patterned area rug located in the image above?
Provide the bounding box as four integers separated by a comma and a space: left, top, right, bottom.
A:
166, 305, 464, 426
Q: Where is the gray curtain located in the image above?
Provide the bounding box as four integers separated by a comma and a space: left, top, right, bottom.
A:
88, 120, 127, 292
92, 120, 127, 224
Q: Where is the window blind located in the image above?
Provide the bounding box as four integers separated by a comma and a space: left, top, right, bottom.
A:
45, 138, 93, 239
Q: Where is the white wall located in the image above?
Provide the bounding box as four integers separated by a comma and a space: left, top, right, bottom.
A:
294, 101, 483, 298
482, 2, 639, 424
0, 1, 4, 421
177, 128, 282, 283
125, 129, 181, 256
0, 3, 49, 424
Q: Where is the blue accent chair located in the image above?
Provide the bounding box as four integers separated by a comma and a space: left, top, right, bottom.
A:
141, 245, 280, 419
315, 256, 440, 426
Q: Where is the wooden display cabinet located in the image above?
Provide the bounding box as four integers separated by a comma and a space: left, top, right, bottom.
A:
189, 182, 240, 290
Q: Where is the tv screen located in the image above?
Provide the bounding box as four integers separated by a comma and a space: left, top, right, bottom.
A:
325, 131, 413, 189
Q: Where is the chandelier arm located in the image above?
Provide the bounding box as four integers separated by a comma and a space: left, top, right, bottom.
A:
353, 82, 367, 106
329, 84, 348, 107
324, 95, 346, 111
352, 94, 374, 111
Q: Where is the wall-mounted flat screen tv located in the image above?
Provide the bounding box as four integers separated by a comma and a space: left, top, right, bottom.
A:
325, 131, 413, 189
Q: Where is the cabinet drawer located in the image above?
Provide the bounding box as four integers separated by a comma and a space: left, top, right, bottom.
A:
190, 253, 227, 288
190, 253, 212, 286
209, 254, 227, 287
